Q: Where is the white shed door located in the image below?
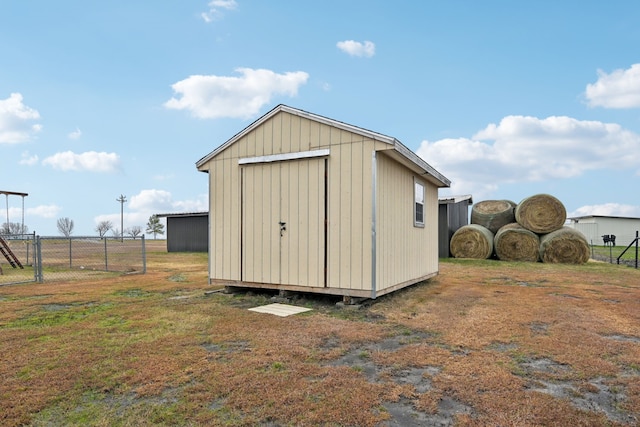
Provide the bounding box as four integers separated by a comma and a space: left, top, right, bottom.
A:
242, 158, 326, 287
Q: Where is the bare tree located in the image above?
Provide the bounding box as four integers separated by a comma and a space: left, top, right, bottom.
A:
95, 220, 113, 237
126, 226, 142, 239
1, 222, 29, 235
57, 217, 74, 237
111, 228, 120, 239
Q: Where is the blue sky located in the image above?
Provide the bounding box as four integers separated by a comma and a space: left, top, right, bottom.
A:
1, 1, 640, 237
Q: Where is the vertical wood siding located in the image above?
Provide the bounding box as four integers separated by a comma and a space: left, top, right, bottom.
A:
205, 110, 438, 294
241, 158, 325, 286
326, 134, 377, 291
375, 153, 439, 290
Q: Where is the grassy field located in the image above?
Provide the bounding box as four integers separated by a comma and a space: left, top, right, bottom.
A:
1, 243, 639, 426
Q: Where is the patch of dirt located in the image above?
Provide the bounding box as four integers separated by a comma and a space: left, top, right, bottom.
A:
526, 376, 635, 425
327, 329, 473, 425
605, 334, 640, 343
516, 354, 637, 425
383, 396, 473, 427
529, 321, 550, 335
519, 356, 571, 376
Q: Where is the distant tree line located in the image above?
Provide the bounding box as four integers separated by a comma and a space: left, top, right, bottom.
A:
2, 215, 165, 239
0, 222, 29, 235
93, 215, 164, 239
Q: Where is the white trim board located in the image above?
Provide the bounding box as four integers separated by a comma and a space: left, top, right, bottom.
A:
239, 149, 330, 165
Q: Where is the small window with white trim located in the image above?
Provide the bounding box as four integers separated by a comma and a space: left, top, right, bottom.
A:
414, 179, 425, 227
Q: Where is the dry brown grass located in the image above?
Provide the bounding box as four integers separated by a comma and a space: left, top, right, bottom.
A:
1, 244, 638, 426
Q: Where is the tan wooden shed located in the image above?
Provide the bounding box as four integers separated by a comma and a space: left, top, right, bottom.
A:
196, 105, 450, 299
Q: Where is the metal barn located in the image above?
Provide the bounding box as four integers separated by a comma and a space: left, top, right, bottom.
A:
156, 212, 208, 252
567, 215, 640, 246
196, 105, 450, 299
438, 195, 473, 258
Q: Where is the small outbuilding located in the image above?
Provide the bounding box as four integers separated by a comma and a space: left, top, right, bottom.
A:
156, 212, 208, 252
567, 215, 640, 246
196, 105, 450, 299
438, 195, 473, 257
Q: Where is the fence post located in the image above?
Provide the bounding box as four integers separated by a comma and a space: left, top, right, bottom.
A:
141, 234, 146, 274
636, 230, 638, 269
36, 235, 43, 283
68, 237, 72, 269
609, 242, 613, 263
30, 232, 36, 266
104, 237, 108, 271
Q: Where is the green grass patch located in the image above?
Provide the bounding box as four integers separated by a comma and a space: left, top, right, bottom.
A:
31, 390, 187, 427
4, 302, 114, 328
112, 288, 155, 298
591, 244, 639, 261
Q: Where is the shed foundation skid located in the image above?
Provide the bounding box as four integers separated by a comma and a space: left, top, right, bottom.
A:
214, 271, 437, 301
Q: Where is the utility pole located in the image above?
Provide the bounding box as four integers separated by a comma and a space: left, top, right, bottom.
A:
116, 194, 127, 242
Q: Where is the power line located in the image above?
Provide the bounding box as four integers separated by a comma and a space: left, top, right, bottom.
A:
116, 194, 127, 242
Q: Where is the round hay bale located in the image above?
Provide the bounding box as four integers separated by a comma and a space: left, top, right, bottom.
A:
450, 224, 494, 259
494, 223, 540, 262
471, 199, 516, 234
515, 194, 566, 234
539, 227, 589, 264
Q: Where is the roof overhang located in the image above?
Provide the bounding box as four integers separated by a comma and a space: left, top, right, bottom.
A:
439, 194, 473, 204
0, 190, 29, 197
380, 140, 450, 188
568, 215, 640, 221
155, 212, 208, 218
196, 104, 451, 188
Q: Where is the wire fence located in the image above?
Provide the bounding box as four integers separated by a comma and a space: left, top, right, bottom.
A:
0, 234, 146, 286
588, 231, 639, 269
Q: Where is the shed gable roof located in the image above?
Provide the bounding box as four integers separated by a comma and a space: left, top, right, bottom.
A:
439, 194, 473, 204
196, 104, 450, 188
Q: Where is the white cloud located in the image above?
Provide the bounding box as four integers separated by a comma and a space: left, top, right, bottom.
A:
417, 115, 640, 199
201, 0, 237, 23
42, 151, 121, 172
129, 189, 175, 211
2, 206, 26, 219
336, 40, 376, 58
27, 204, 62, 219
569, 203, 640, 218
585, 63, 640, 108
129, 189, 207, 213
68, 127, 82, 140
0, 93, 42, 144
164, 68, 309, 119
19, 151, 39, 166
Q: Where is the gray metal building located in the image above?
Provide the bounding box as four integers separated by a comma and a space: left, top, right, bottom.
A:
156, 212, 208, 252
438, 195, 473, 258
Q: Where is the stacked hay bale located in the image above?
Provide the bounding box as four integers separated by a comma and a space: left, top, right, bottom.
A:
494, 223, 540, 262
449, 224, 495, 259
450, 193, 589, 264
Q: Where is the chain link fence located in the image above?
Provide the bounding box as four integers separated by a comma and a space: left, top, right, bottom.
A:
589, 231, 639, 268
0, 234, 146, 286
